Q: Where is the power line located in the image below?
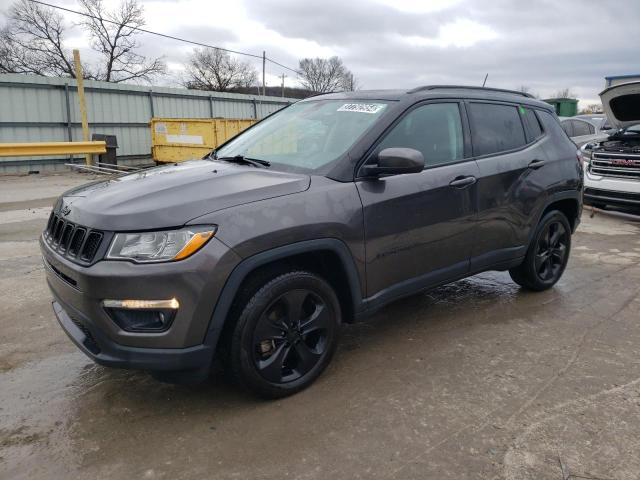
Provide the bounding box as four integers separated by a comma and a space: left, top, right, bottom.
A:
28, 0, 301, 75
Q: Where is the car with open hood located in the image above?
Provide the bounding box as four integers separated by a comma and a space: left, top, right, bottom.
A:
41, 85, 583, 398
560, 114, 614, 147
582, 81, 640, 212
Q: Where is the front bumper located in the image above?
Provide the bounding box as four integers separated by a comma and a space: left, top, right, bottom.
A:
584, 187, 640, 208
41, 233, 241, 374
584, 167, 640, 209
52, 298, 212, 374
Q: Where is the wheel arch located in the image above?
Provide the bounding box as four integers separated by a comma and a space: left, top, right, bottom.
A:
540, 193, 582, 233
203, 239, 364, 352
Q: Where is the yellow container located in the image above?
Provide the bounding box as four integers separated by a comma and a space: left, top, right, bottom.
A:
151, 118, 256, 163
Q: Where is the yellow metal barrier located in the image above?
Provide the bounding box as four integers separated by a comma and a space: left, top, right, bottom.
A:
0, 141, 106, 157
151, 118, 256, 163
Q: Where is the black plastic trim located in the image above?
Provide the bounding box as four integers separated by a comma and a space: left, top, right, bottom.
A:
203, 238, 364, 351
51, 296, 212, 375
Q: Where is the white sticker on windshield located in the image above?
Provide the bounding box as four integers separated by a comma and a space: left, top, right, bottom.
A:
337, 103, 386, 114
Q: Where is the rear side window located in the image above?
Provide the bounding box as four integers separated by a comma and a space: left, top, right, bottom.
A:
468, 103, 527, 156
572, 120, 591, 136
538, 110, 573, 141
377, 103, 464, 167
560, 120, 573, 136
521, 107, 544, 141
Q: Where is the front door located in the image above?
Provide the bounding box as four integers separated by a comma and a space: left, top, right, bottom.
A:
356, 101, 479, 305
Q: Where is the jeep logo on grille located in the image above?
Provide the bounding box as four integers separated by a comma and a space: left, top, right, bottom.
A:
61, 205, 71, 216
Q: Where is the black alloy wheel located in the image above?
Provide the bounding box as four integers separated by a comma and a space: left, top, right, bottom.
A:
225, 270, 340, 398
534, 220, 569, 282
509, 210, 572, 291
252, 289, 331, 383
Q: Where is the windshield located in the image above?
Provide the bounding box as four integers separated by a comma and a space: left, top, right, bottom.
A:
214, 100, 390, 172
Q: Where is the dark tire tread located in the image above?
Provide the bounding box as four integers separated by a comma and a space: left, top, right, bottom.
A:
224, 270, 340, 399
509, 210, 571, 291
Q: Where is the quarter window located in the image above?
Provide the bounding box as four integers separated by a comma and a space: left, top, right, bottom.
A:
522, 107, 544, 141
468, 103, 527, 156
377, 103, 464, 167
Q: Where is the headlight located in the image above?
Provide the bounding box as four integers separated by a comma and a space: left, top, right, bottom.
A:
580, 144, 593, 163
106, 226, 216, 263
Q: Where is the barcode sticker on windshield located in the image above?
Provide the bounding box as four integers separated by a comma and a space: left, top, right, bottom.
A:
337, 103, 386, 114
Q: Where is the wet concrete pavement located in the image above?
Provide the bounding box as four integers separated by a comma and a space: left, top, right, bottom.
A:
1, 173, 640, 479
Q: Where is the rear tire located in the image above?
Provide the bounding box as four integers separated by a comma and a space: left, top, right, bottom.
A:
225, 270, 341, 399
509, 210, 572, 291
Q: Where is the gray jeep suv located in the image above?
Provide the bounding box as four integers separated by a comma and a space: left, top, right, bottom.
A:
41, 86, 583, 398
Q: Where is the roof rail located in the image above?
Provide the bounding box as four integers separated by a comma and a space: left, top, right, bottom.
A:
407, 85, 534, 98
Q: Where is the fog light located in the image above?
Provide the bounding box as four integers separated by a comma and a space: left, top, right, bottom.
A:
102, 298, 179, 309
102, 298, 179, 332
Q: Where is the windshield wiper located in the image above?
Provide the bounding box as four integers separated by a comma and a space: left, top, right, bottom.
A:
214, 154, 271, 168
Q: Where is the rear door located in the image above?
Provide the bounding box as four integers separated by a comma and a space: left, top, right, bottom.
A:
466, 101, 549, 270
356, 101, 479, 303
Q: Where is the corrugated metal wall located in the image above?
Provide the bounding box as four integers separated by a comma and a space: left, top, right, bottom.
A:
0, 74, 295, 173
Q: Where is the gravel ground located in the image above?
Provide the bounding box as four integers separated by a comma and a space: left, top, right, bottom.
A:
1, 172, 639, 480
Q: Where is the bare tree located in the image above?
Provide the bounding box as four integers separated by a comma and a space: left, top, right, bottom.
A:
516, 85, 539, 98
341, 72, 361, 92
184, 48, 258, 92
0, 0, 164, 82
298, 56, 355, 93
78, 0, 165, 82
554, 88, 576, 99
0, 0, 75, 77
579, 103, 603, 115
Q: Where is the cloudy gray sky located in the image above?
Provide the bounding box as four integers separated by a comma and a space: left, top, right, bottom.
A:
1, 0, 639, 106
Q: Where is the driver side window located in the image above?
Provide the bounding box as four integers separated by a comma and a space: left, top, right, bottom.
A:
377, 103, 464, 167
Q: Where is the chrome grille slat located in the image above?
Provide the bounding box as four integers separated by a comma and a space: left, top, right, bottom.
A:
590, 152, 640, 180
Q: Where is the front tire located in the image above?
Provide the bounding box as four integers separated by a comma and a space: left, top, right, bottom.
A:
509, 210, 572, 291
226, 270, 341, 399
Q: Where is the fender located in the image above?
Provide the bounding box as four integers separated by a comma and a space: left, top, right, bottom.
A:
203, 238, 364, 351
530, 190, 582, 244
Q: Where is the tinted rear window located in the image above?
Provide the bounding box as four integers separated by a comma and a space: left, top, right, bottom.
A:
468, 103, 527, 156
522, 107, 544, 141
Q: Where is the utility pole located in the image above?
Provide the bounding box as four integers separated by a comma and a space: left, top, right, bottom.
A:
262, 51, 266, 97
73, 49, 91, 166
281, 73, 286, 98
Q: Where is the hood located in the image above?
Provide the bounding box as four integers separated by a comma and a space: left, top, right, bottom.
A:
57, 160, 310, 230
600, 81, 640, 130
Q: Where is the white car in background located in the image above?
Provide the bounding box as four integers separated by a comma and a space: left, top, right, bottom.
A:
582, 82, 640, 213
560, 115, 613, 147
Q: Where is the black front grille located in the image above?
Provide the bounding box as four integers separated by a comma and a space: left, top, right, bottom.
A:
44, 212, 104, 263
81, 232, 103, 261
68, 228, 86, 256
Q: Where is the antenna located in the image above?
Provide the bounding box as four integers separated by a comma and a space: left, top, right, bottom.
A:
482, 73, 489, 87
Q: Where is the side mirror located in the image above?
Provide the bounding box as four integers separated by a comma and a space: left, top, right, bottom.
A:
362, 148, 424, 177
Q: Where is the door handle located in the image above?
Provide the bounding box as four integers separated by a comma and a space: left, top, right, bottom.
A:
449, 176, 477, 188
528, 159, 547, 169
